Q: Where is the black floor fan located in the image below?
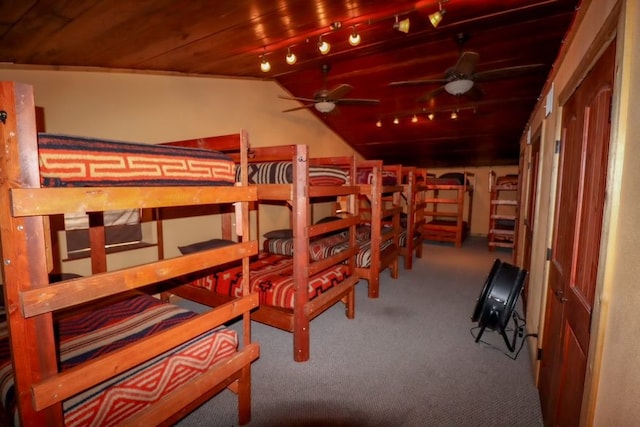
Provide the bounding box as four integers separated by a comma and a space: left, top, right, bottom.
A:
472, 259, 528, 353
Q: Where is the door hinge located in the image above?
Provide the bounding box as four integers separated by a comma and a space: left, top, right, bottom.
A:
555, 139, 562, 154
546, 247, 553, 260
537, 348, 543, 360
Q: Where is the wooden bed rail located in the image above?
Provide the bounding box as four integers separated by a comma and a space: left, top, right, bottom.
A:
161, 130, 248, 153
31, 293, 259, 410
20, 241, 258, 317
10, 186, 255, 217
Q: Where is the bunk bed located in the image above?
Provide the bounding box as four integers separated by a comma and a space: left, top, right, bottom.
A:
423, 171, 475, 248
398, 167, 427, 270
0, 81, 259, 425
157, 143, 361, 362
488, 172, 519, 251
354, 161, 403, 298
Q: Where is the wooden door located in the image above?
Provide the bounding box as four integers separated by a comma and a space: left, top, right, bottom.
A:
538, 41, 614, 426
521, 135, 540, 312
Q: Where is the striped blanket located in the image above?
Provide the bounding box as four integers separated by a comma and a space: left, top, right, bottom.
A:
238, 162, 348, 185
356, 169, 398, 185
0, 294, 237, 426
38, 133, 236, 187
186, 252, 350, 308
264, 225, 395, 269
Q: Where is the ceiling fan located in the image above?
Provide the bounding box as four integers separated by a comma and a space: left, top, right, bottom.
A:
280, 64, 380, 113
389, 37, 545, 102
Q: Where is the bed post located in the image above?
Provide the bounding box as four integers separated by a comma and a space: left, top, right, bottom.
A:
292, 144, 311, 361
368, 161, 382, 298
0, 82, 63, 425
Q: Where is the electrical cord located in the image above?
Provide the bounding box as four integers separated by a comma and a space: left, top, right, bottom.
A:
470, 311, 538, 360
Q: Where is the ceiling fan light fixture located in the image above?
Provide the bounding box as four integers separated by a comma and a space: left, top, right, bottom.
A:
348, 28, 361, 46
285, 48, 297, 65
318, 37, 331, 55
445, 79, 474, 95
315, 101, 336, 113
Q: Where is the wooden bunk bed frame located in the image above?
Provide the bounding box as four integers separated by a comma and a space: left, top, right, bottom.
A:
0, 81, 259, 425
355, 161, 403, 298
423, 172, 475, 248
398, 166, 427, 270
158, 142, 361, 362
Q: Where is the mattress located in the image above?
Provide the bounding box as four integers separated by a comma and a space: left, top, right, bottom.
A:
356, 169, 398, 185
38, 133, 236, 187
238, 161, 348, 185
426, 172, 469, 186
495, 174, 518, 188
185, 252, 350, 309
264, 224, 394, 269
0, 294, 237, 426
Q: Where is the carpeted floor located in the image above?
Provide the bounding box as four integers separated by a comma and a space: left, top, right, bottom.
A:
177, 237, 543, 426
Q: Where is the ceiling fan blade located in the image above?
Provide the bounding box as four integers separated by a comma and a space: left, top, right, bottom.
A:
473, 63, 546, 81
454, 51, 480, 76
389, 78, 447, 87
418, 86, 446, 102
326, 84, 353, 100
282, 104, 315, 113
336, 98, 380, 106
278, 94, 317, 103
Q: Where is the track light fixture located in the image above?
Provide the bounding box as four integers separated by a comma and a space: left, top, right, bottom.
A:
393, 117, 400, 125
450, 110, 458, 119
348, 27, 361, 46
318, 36, 331, 55
260, 57, 271, 72
285, 47, 297, 65
411, 114, 418, 123
393, 15, 410, 34
429, 1, 448, 28
259, 3, 452, 69
376, 119, 382, 128
428, 113, 435, 120
260, 47, 271, 72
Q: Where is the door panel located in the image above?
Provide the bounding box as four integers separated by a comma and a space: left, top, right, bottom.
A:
539, 41, 614, 426
556, 326, 587, 426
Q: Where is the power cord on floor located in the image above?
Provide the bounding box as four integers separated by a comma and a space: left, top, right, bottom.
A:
470, 311, 538, 360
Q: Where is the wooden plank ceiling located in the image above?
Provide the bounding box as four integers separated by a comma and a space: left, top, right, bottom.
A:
0, 0, 579, 167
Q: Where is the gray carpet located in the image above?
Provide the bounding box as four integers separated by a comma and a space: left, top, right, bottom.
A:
177, 237, 543, 426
